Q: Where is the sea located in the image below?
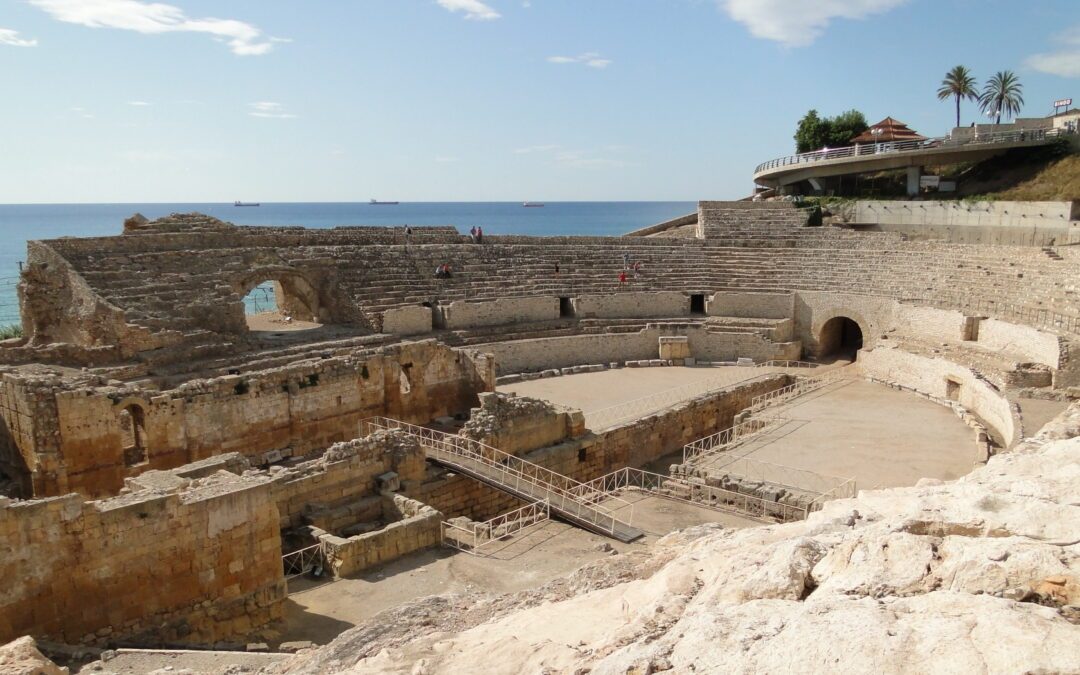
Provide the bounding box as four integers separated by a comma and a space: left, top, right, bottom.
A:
0, 201, 696, 326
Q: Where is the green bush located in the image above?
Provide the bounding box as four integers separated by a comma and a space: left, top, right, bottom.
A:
0, 324, 23, 340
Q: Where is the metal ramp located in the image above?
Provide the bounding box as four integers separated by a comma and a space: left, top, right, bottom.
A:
363, 417, 644, 543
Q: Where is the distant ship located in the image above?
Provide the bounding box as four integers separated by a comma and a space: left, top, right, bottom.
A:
522, 202, 545, 208
370, 199, 400, 205
234, 201, 260, 207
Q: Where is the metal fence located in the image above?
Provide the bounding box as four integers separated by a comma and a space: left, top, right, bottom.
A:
682, 416, 786, 463
748, 370, 847, 413
282, 542, 326, 580
441, 500, 551, 554
755, 127, 1071, 174
706, 454, 856, 500
362, 417, 635, 538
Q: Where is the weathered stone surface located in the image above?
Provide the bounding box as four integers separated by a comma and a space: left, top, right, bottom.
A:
271, 406, 1080, 675
0, 636, 68, 675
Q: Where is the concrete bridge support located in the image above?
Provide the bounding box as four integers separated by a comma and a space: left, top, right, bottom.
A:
906, 166, 921, 197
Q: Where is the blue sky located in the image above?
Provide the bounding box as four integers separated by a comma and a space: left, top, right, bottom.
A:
1, 0, 1078, 202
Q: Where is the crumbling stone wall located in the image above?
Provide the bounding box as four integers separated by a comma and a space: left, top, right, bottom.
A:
316, 494, 442, 578
0, 473, 286, 647
3, 341, 492, 498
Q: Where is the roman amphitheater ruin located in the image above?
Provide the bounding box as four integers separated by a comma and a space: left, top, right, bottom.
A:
1, 201, 1078, 673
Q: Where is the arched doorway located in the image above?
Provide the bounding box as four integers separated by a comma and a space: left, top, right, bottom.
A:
239, 274, 324, 333
818, 316, 864, 360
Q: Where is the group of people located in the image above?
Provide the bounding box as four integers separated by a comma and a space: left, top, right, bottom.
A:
618, 253, 645, 285
469, 226, 484, 243
434, 263, 453, 279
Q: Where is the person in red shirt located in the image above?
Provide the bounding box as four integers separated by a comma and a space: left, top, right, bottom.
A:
619, 271, 627, 285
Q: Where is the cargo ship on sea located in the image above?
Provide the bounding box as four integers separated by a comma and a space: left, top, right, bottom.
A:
370, 199, 399, 205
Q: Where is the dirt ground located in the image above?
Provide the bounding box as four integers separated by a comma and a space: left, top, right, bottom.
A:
246, 310, 322, 332
695, 378, 979, 488
501, 365, 776, 428
278, 495, 755, 646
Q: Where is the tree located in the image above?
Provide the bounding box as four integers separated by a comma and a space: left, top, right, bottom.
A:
827, 109, 869, 148
937, 65, 978, 128
794, 110, 830, 153
979, 71, 1024, 125
794, 109, 869, 153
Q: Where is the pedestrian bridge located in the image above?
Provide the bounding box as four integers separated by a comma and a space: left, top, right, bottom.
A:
753, 127, 1071, 193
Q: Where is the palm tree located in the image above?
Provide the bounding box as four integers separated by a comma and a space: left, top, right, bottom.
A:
979, 71, 1024, 125
937, 65, 978, 128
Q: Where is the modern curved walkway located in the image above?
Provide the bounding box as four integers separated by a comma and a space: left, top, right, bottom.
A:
753, 128, 1070, 188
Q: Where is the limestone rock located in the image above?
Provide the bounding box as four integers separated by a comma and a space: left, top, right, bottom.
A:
270, 407, 1080, 675
0, 636, 69, 675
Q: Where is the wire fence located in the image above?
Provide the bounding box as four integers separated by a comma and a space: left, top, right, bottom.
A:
244, 282, 278, 315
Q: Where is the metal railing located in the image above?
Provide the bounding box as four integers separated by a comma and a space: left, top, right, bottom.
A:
755, 127, 1071, 175
362, 417, 635, 538
748, 370, 847, 412
442, 500, 551, 554
707, 454, 855, 499
282, 542, 325, 579
682, 416, 786, 463
757, 360, 820, 369
584, 371, 772, 431
900, 292, 1080, 337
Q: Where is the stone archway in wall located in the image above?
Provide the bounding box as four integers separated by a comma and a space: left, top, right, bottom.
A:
817, 315, 865, 360
236, 271, 326, 332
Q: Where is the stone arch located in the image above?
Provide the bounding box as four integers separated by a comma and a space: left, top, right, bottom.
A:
115, 399, 149, 466
817, 315, 865, 359
237, 271, 324, 324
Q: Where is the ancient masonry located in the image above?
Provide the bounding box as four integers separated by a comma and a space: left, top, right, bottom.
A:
0, 201, 1077, 650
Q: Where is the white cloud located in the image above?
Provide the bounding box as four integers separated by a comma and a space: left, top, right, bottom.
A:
1026, 25, 1080, 78
721, 0, 908, 47
127, 100, 151, 106
0, 28, 38, 47
547, 52, 611, 68
436, 0, 500, 21
248, 101, 297, 119
29, 0, 282, 55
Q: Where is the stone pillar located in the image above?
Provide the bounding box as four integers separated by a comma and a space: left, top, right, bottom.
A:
906, 166, 921, 196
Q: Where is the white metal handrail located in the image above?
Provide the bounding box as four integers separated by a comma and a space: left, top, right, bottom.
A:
572, 466, 810, 522
748, 371, 846, 412
707, 454, 852, 497
442, 500, 551, 554
282, 542, 325, 579
363, 418, 635, 537
682, 416, 785, 463
757, 360, 819, 369
755, 127, 1071, 174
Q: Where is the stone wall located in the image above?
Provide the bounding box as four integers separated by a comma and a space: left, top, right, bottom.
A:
0, 473, 286, 647
444, 297, 560, 329
858, 346, 1018, 447
272, 431, 427, 530
3, 341, 493, 498
849, 200, 1080, 246
382, 305, 433, 336
574, 292, 690, 319
708, 292, 794, 319
317, 494, 442, 578
481, 326, 798, 375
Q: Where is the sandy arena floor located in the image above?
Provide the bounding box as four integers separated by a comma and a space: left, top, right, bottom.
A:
279, 495, 755, 646
502, 365, 778, 428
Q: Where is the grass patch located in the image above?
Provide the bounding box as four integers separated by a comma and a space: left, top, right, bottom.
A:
0, 324, 22, 340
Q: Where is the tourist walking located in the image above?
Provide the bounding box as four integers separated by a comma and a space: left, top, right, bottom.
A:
476, 226, 484, 244
618, 271, 627, 286
469, 226, 477, 243
622, 252, 630, 269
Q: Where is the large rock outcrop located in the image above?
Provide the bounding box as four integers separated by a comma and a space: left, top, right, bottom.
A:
0, 637, 68, 675
272, 404, 1080, 674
